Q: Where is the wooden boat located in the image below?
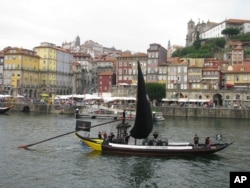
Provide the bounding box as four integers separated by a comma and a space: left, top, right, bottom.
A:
75, 61, 232, 156
0, 106, 13, 114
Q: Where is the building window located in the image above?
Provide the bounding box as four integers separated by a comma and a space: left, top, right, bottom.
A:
236, 94, 240, 100
235, 75, 239, 81
243, 75, 248, 81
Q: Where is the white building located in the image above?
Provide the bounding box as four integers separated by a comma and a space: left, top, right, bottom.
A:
200, 19, 250, 40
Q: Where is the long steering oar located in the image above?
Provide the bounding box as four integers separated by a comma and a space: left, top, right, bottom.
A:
18, 119, 121, 149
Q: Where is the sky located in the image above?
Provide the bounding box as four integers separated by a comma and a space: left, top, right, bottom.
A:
1, 0, 250, 53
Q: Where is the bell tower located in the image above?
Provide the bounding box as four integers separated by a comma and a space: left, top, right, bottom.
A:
75, 35, 80, 46
186, 19, 195, 47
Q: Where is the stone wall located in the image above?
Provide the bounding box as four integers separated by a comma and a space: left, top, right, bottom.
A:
154, 106, 250, 119
2, 103, 250, 119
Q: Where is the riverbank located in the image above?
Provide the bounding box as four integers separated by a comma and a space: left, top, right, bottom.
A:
153, 106, 250, 119
1, 102, 250, 119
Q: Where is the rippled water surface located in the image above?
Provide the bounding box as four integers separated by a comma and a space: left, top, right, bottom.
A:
1, 112, 249, 188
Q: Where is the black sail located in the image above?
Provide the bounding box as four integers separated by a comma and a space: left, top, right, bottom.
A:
130, 61, 153, 139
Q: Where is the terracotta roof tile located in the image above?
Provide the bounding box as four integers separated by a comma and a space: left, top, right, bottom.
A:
226, 19, 250, 23
226, 63, 250, 72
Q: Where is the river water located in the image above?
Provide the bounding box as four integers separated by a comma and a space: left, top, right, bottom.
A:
0, 112, 249, 188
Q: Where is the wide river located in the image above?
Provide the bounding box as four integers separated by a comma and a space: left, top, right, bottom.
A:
0, 112, 249, 188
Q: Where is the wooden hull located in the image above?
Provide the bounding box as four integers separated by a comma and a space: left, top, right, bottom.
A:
101, 142, 232, 156
75, 133, 232, 156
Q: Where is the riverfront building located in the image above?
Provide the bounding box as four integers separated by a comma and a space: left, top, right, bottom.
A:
116, 52, 148, 85
98, 71, 115, 93
2, 17, 250, 109
34, 42, 73, 99
72, 52, 93, 94
3, 47, 40, 97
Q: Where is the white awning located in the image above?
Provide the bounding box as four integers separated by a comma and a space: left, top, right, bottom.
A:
161, 98, 178, 102
202, 77, 219, 80
178, 99, 211, 103
118, 83, 129, 86
0, 94, 12, 98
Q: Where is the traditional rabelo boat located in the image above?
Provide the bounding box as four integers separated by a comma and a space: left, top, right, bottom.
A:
0, 106, 13, 114
75, 62, 232, 156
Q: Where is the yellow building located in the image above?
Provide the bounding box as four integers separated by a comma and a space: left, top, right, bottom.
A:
223, 64, 250, 89
187, 58, 204, 90
34, 42, 73, 102
34, 42, 56, 100
3, 47, 40, 97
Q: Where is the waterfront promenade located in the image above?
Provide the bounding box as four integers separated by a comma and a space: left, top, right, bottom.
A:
1, 102, 250, 119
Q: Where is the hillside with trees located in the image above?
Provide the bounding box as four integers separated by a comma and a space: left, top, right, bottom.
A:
172, 31, 250, 58
172, 38, 226, 58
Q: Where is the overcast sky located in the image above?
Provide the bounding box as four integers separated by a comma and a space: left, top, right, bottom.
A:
1, 0, 250, 53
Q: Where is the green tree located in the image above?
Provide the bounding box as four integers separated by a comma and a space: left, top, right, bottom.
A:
193, 40, 201, 49
145, 83, 166, 101
230, 33, 250, 42
221, 28, 240, 36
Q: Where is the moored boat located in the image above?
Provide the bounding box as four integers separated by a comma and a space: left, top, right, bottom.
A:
0, 106, 13, 114
152, 111, 165, 122
75, 61, 232, 157
75, 107, 164, 122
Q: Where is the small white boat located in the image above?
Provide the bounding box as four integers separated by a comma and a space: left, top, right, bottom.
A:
152, 111, 165, 121
0, 106, 13, 114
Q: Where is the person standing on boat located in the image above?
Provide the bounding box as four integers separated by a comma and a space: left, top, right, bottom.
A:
103, 131, 107, 140
98, 132, 102, 139
109, 132, 115, 142
153, 131, 158, 139
122, 109, 126, 124
124, 133, 130, 144
194, 134, 199, 148
205, 136, 211, 148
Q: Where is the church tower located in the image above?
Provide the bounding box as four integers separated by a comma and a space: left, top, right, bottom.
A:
186, 19, 195, 47
75, 35, 80, 46
75, 35, 81, 52
167, 40, 172, 58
